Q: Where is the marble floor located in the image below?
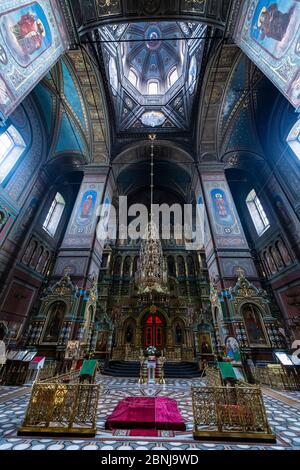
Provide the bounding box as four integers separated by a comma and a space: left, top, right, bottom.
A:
0, 376, 300, 451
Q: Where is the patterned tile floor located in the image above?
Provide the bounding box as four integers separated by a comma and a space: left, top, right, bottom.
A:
0, 376, 299, 450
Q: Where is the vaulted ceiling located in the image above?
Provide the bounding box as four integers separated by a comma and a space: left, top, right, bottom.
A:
30, 0, 287, 175
69, 0, 235, 153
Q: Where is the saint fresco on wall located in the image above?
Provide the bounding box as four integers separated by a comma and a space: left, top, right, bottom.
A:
0, 3, 52, 67
211, 188, 235, 227
76, 190, 97, 227
251, 1, 299, 58
235, 1, 300, 109
0, 0, 69, 120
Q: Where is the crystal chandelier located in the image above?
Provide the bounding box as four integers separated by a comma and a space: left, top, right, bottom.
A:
135, 134, 168, 300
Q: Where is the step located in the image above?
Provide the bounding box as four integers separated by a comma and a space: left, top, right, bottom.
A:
103, 360, 201, 378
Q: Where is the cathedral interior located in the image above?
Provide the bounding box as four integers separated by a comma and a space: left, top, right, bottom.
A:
0, 0, 300, 454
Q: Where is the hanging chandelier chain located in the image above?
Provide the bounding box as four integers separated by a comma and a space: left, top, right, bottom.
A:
134, 134, 169, 299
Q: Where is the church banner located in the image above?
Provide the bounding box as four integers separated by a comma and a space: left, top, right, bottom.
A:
234, 0, 300, 109
0, 0, 69, 121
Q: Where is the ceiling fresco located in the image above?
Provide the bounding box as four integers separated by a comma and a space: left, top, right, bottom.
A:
99, 21, 207, 133
234, 0, 300, 110
0, 0, 69, 121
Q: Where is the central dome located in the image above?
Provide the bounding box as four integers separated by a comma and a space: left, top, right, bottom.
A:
100, 20, 206, 131
122, 21, 186, 96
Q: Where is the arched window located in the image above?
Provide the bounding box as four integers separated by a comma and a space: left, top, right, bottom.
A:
123, 256, 132, 276
263, 252, 271, 276
114, 256, 122, 276
148, 80, 159, 95
34, 246, 44, 271
175, 322, 183, 345
101, 254, 108, 268
167, 256, 176, 276
177, 256, 186, 276
246, 189, 270, 236
41, 251, 50, 276
0, 125, 26, 184
29, 241, 38, 267
128, 68, 138, 87
133, 256, 138, 271
287, 118, 300, 160
277, 240, 292, 266
43, 192, 65, 237
22, 239, 37, 265
187, 256, 195, 276
168, 68, 178, 88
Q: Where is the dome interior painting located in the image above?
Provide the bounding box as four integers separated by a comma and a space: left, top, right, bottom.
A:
99, 21, 207, 132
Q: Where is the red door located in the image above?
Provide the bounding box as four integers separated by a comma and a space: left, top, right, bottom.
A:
145, 314, 164, 348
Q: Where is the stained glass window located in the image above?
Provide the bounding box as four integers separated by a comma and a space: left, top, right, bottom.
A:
246, 189, 270, 236
0, 125, 26, 184
43, 193, 65, 237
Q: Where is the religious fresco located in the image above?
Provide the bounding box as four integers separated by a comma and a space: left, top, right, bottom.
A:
225, 336, 241, 362
65, 182, 104, 241
242, 303, 269, 347
202, 176, 248, 250
42, 301, 66, 344
76, 190, 97, 227
199, 332, 213, 355
211, 188, 235, 227
0, 0, 69, 120
235, 1, 300, 109
0, 3, 52, 67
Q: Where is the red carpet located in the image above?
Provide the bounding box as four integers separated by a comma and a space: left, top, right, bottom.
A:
105, 397, 186, 431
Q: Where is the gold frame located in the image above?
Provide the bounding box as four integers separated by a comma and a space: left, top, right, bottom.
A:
199, 332, 213, 355
40, 301, 68, 345
241, 302, 270, 348
5, 320, 23, 341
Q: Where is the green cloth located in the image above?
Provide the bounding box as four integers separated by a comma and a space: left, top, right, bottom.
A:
218, 362, 237, 380
233, 350, 241, 362
80, 359, 97, 377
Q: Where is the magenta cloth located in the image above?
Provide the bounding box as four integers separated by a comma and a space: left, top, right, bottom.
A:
105, 397, 186, 431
